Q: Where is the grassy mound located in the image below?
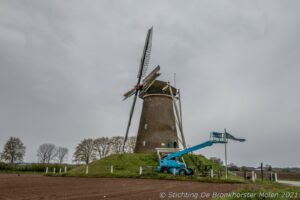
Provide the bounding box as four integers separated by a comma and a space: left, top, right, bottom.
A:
69, 153, 220, 176
64, 153, 243, 183
183, 154, 221, 172
69, 153, 158, 176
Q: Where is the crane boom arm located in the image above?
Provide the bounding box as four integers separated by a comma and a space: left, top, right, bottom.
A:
164, 140, 214, 160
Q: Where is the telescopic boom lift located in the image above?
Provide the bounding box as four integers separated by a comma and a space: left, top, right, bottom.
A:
157, 132, 227, 175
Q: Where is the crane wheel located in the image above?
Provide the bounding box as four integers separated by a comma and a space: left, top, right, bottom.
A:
162, 168, 168, 174
188, 168, 194, 175
179, 169, 186, 175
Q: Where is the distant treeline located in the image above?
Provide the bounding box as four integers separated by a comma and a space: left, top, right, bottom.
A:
0, 136, 136, 166
73, 136, 136, 164
273, 167, 300, 173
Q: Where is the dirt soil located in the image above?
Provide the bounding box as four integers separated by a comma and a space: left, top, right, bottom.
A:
236, 171, 300, 181
0, 174, 244, 200
277, 172, 300, 181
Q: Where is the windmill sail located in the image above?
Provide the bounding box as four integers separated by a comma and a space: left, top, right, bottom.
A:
123, 88, 136, 100
143, 65, 160, 84
123, 27, 153, 152
137, 27, 153, 79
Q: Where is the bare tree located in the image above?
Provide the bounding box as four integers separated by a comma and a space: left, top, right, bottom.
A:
110, 136, 124, 154
56, 147, 68, 164
1, 137, 26, 164
125, 136, 136, 153
73, 139, 96, 164
37, 144, 57, 163
94, 137, 111, 159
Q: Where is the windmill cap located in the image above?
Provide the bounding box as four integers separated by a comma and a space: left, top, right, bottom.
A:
140, 80, 177, 98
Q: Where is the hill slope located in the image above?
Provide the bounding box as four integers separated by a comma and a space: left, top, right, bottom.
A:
69, 153, 158, 175
69, 153, 220, 176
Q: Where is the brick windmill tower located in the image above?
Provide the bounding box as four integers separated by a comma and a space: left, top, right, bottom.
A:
122, 27, 186, 153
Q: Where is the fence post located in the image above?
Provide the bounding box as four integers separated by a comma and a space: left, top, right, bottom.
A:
59, 168, 62, 174
270, 172, 273, 181
173, 168, 176, 176
111, 165, 113, 174
210, 169, 214, 178
254, 173, 257, 181
64, 166, 67, 173
261, 162, 263, 181
251, 171, 255, 182
274, 173, 278, 182
139, 166, 143, 175
53, 168, 56, 174
45, 167, 48, 174
86, 165, 89, 174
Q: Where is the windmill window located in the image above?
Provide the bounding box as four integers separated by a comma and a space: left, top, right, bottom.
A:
143, 141, 146, 146
173, 141, 177, 148
144, 123, 148, 130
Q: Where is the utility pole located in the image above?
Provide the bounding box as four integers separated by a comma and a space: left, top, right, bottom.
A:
261, 162, 264, 181
224, 128, 228, 179
174, 73, 176, 88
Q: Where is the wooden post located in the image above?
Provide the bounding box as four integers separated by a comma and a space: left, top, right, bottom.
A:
261, 162, 263, 181
64, 166, 67, 173
252, 171, 255, 182
210, 169, 214, 178
271, 172, 273, 181
53, 168, 56, 174
139, 166, 143, 175
274, 173, 278, 182
111, 165, 114, 174
45, 167, 48, 174
224, 129, 228, 179
86, 165, 89, 174
173, 168, 176, 176
59, 168, 62, 174
174, 73, 176, 87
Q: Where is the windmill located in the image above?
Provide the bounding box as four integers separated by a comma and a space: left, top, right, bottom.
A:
122, 27, 186, 153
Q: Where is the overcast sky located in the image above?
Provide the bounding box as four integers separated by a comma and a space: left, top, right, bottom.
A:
0, 0, 299, 167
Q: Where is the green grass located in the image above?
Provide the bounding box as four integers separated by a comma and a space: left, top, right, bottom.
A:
183, 154, 221, 172
50, 154, 300, 198
0, 162, 78, 173
69, 153, 158, 176
65, 153, 244, 184
69, 153, 219, 176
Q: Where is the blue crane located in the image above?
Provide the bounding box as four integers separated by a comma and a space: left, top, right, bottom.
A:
156, 132, 227, 175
